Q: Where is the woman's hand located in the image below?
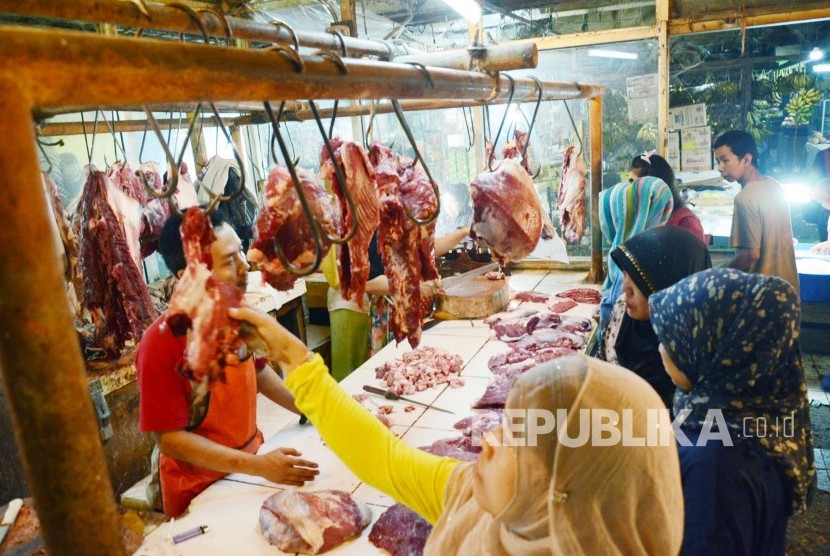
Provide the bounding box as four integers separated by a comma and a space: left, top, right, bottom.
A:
229, 304, 310, 374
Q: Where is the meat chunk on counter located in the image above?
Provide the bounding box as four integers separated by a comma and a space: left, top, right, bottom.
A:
375, 346, 464, 395
260, 490, 372, 554
369, 503, 432, 556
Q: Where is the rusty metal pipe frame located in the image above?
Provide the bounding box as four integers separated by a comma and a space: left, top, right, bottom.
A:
394, 42, 538, 73
0, 0, 392, 58
0, 26, 601, 112
0, 81, 125, 553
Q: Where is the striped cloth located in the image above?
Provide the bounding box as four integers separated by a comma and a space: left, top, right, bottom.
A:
598, 176, 673, 328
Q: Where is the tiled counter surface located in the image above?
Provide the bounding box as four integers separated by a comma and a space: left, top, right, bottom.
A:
137, 270, 598, 555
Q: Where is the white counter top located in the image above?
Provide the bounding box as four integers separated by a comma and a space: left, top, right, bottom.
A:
137, 270, 598, 556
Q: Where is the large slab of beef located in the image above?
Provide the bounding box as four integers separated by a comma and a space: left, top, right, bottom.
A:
78, 167, 157, 358
474, 347, 578, 408
556, 145, 588, 244
259, 490, 372, 554
469, 157, 542, 266
248, 165, 337, 291
453, 409, 503, 436
165, 208, 244, 382
136, 161, 170, 258
369, 503, 432, 556
512, 290, 551, 304
321, 138, 380, 308
375, 346, 464, 396
368, 142, 439, 348
547, 298, 578, 313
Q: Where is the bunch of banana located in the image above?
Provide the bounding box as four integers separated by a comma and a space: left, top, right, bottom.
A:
789, 72, 812, 89
786, 88, 821, 125
636, 122, 658, 143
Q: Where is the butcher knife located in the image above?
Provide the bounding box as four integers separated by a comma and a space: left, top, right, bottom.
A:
362, 385, 454, 414
0, 498, 22, 547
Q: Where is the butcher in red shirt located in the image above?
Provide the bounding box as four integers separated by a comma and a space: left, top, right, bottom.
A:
137, 210, 318, 517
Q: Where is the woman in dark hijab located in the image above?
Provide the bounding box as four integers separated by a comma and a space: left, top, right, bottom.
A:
650, 268, 814, 555
599, 226, 711, 407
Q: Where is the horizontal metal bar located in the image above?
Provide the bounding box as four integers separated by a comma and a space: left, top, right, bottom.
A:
0, 0, 393, 58
395, 42, 538, 73
0, 26, 601, 112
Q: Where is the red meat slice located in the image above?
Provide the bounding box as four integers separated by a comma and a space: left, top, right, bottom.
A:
555, 287, 601, 305
260, 490, 372, 554
248, 165, 337, 291
546, 298, 578, 313
513, 290, 551, 303
369, 504, 432, 556
557, 145, 588, 244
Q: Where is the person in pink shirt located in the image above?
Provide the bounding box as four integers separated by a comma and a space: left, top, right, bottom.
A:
631, 152, 705, 243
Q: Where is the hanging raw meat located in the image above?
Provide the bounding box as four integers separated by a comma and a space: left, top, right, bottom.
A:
369, 503, 432, 556
166, 162, 200, 210
78, 167, 157, 358
259, 490, 372, 554
42, 172, 85, 316
165, 207, 244, 383
469, 157, 542, 266
557, 145, 588, 244
248, 165, 337, 291
501, 129, 532, 175
368, 142, 439, 348
320, 138, 380, 308
106, 162, 145, 267
136, 161, 171, 258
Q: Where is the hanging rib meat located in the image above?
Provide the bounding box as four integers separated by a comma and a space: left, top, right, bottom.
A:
78, 167, 157, 358
321, 138, 379, 308
42, 172, 84, 317
469, 157, 542, 266
501, 129, 531, 174
557, 145, 588, 244
136, 161, 171, 258
165, 208, 244, 383
368, 142, 439, 348
248, 165, 337, 291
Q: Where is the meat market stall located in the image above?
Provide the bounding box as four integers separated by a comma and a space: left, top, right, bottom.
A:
136, 270, 600, 555
0, 5, 604, 552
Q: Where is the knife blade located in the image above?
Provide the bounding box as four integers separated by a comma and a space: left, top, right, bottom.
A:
0, 498, 22, 547
363, 385, 454, 414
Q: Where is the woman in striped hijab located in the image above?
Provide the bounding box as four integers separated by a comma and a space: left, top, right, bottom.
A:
598, 175, 673, 331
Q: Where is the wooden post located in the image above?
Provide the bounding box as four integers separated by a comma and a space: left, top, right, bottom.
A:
657, 0, 670, 157
587, 95, 605, 284
0, 79, 125, 555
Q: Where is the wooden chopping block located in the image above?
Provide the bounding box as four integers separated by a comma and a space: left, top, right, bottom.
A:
435, 275, 510, 319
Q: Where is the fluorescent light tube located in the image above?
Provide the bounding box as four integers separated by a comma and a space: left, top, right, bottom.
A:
587, 48, 638, 60
814, 63, 830, 73
441, 0, 481, 23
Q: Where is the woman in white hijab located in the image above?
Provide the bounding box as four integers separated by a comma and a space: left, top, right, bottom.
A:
231, 305, 685, 555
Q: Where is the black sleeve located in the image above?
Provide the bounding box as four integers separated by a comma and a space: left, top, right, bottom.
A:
368, 231, 385, 280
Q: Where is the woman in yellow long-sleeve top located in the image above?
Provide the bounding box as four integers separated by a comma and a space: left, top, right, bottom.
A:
230, 305, 685, 554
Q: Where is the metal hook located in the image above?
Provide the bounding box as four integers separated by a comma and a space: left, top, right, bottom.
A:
523, 76, 544, 179
462, 105, 475, 152
168, 2, 210, 44
406, 62, 434, 88
141, 105, 199, 203
271, 20, 300, 52
263, 101, 324, 276
100, 110, 129, 164
325, 30, 349, 139
364, 100, 379, 150
198, 8, 233, 45
83, 111, 100, 166
563, 99, 584, 157
487, 74, 516, 172
307, 100, 357, 244
390, 99, 441, 226
36, 138, 63, 175
264, 44, 305, 73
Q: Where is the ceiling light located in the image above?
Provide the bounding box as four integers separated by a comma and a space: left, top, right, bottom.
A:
587, 48, 638, 60
813, 63, 830, 73
440, 0, 482, 23
809, 47, 825, 61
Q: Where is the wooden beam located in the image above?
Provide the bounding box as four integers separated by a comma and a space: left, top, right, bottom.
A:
511, 25, 658, 51
0, 26, 602, 112
657, 0, 669, 157
588, 95, 604, 284
670, 6, 830, 35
